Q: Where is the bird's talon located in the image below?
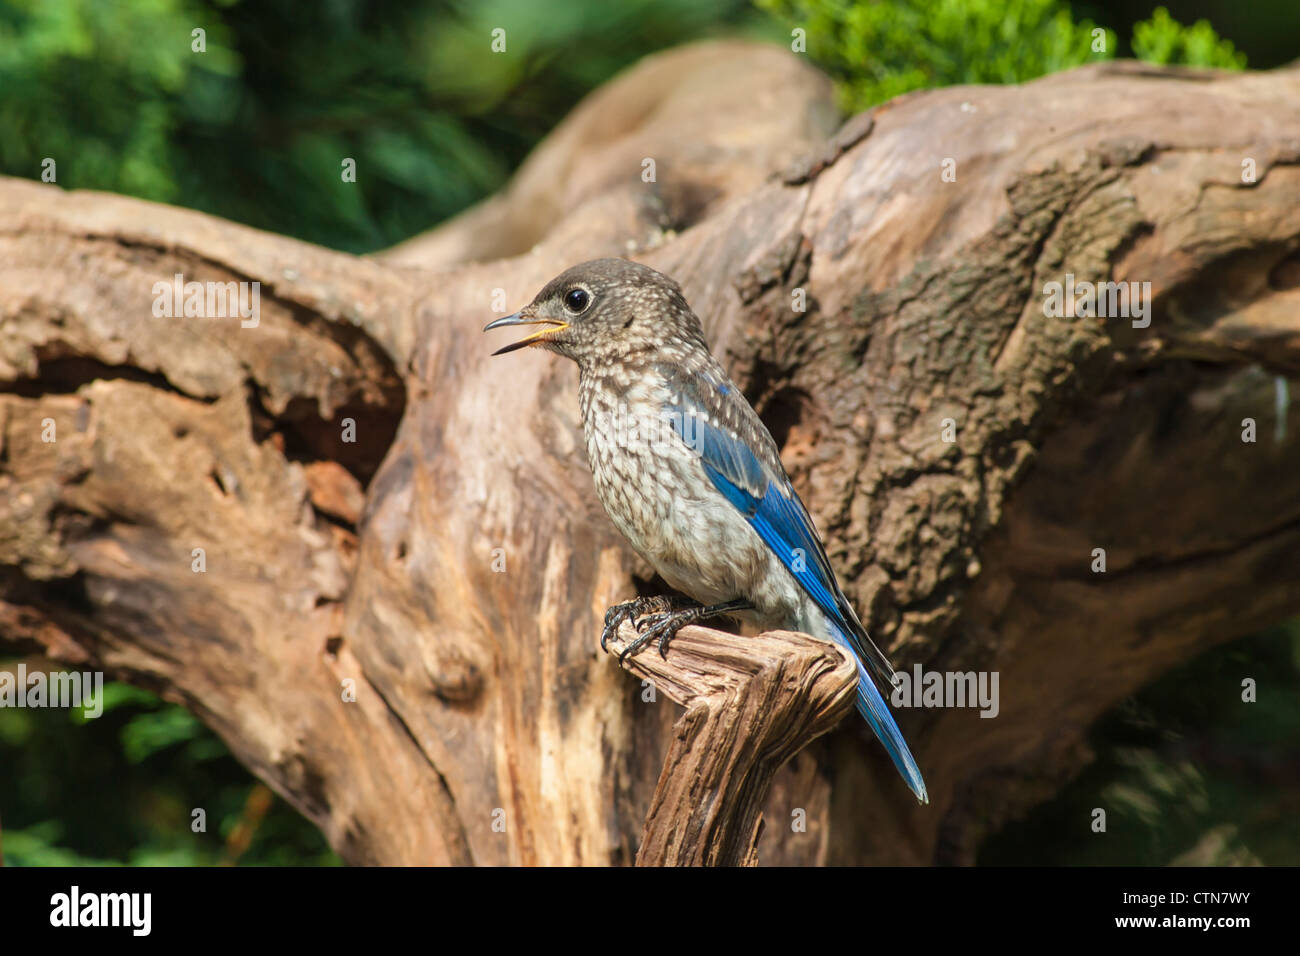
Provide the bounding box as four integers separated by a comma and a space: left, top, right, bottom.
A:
634, 611, 666, 633
599, 615, 622, 651
600, 599, 645, 652
602, 597, 724, 662
617, 639, 643, 668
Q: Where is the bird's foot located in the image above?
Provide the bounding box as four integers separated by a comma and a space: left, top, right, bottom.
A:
600, 595, 677, 651
617, 598, 754, 666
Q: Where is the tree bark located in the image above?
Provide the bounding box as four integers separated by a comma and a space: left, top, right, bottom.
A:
602, 621, 856, 866
2, 43, 1299, 865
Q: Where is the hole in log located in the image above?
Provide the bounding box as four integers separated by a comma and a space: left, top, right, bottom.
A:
247, 387, 402, 489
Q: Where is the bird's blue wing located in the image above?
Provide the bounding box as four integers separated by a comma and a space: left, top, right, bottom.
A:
664, 378, 927, 802
664, 373, 892, 681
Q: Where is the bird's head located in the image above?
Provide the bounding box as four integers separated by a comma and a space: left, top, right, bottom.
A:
484, 258, 706, 367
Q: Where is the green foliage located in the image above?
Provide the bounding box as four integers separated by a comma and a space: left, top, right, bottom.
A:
758, 0, 1110, 111
0, 0, 238, 204
1131, 6, 1247, 68
980, 620, 1300, 865
0, 0, 1255, 252
757, 0, 1244, 113
0, 0, 758, 253
0, 673, 339, 866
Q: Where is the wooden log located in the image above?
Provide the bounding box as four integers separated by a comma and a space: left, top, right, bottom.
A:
602, 621, 856, 866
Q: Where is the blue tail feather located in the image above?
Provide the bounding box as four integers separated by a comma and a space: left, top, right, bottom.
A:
824, 618, 929, 804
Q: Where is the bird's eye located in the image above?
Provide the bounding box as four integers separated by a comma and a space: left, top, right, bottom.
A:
563, 288, 591, 314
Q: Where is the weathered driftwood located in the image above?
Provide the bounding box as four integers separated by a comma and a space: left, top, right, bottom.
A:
2, 41, 1300, 865
603, 621, 856, 866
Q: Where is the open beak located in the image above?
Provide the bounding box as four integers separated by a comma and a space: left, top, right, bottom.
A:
483, 311, 569, 355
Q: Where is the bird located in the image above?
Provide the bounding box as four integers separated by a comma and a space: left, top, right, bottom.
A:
485, 258, 927, 804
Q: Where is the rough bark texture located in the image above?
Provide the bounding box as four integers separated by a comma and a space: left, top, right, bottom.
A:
2, 43, 1299, 865
602, 621, 857, 866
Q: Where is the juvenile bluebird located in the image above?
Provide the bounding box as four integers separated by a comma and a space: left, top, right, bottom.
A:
485, 258, 927, 803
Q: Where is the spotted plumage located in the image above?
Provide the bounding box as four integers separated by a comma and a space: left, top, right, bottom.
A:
485, 258, 927, 803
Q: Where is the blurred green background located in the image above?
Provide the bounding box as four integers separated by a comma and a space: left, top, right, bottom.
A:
1, 0, 1297, 865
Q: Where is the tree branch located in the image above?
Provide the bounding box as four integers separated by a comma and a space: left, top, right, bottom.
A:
604, 621, 856, 866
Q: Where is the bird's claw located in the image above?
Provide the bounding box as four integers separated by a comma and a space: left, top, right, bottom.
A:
601, 595, 676, 652
600, 601, 637, 652
605, 597, 753, 666
626, 609, 697, 663
616, 631, 655, 668
633, 611, 665, 633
